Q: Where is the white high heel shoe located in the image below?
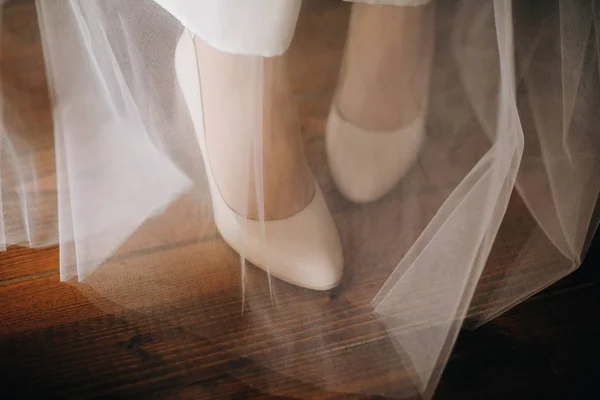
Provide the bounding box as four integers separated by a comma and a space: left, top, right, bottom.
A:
175, 32, 343, 291
326, 106, 425, 204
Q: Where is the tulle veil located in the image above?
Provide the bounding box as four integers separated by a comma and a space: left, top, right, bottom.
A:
1, 0, 599, 397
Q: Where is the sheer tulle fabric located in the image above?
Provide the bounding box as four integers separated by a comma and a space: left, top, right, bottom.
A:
1, 0, 599, 397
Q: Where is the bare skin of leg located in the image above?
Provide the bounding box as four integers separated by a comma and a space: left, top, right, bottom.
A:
337, 3, 434, 131
190, 3, 431, 218
194, 37, 315, 220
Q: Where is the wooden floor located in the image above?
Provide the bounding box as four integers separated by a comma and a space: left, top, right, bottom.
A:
2, 0, 600, 399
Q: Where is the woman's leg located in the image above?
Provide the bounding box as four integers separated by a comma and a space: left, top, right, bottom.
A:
172, 1, 343, 290
337, 0, 434, 131
194, 38, 315, 220
158, 0, 313, 220
325, 0, 434, 203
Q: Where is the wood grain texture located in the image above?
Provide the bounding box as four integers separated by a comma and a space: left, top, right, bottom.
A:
1, 0, 600, 399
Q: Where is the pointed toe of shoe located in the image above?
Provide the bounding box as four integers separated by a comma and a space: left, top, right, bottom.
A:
281, 229, 344, 290
326, 107, 425, 204
215, 187, 344, 291
255, 188, 344, 290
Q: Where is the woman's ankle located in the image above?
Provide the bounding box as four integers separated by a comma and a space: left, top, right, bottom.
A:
195, 38, 315, 220
336, 3, 433, 131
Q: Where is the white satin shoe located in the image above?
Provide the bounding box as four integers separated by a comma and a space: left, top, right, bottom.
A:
326, 106, 425, 204
175, 32, 343, 291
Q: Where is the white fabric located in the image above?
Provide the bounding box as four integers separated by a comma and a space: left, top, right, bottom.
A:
347, 0, 432, 5
2, 0, 599, 398
152, 0, 302, 56
151, 0, 432, 57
